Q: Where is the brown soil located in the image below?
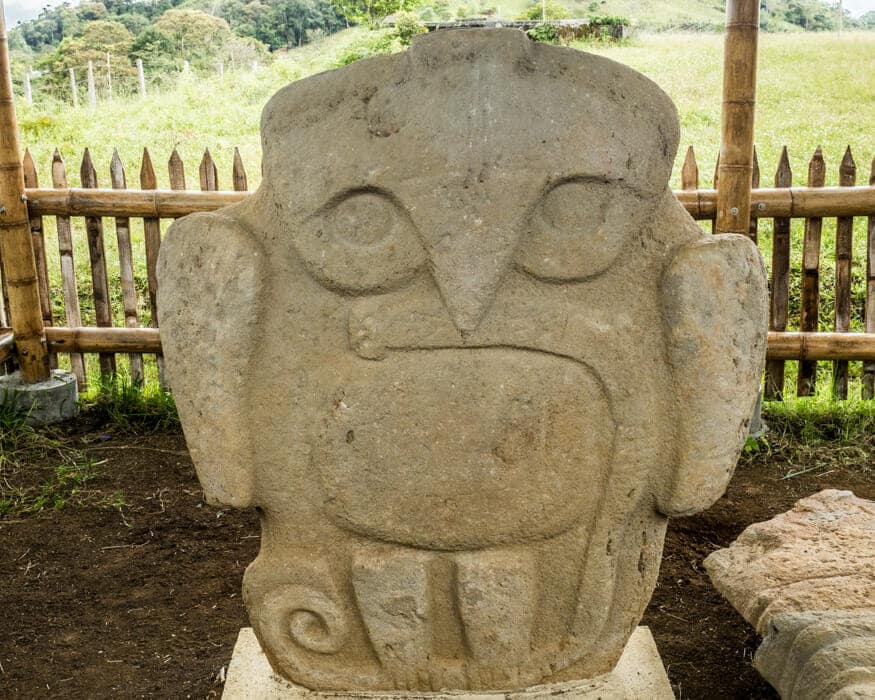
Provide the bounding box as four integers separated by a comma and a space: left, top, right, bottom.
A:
1, 415, 873, 699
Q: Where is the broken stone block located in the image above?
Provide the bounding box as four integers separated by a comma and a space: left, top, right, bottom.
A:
704, 489, 875, 636
158, 28, 767, 692
755, 611, 875, 700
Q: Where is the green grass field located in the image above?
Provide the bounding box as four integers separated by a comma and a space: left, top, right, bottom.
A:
12, 29, 875, 399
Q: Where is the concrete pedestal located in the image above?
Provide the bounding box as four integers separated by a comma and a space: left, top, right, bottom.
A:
222, 627, 674, 699
0, 370, 78, 425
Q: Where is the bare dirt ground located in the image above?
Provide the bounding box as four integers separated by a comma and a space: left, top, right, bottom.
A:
1, 411, 873, 699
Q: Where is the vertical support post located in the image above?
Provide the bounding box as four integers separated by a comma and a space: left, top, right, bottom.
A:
106, 51, 112, 103
0, 1, 50, 382
715, 0, 759, 238
87, 60, 96, 107
23, 69, 31, 105
136, 58, 146, 97
69, 67, 78, 108
217, 61, 224, 79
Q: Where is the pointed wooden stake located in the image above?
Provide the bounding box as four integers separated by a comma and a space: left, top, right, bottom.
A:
21, 149, 55, 371
110, 149, 144, 384
51, 149, 87, 389
765, 146, 792, 401
199, 148, 218, 191
833, 146, 857, 399
748, 145, 760, 243
168, 148, 186, 191
232, 147, 248, 191
864, 153, 875, 400
140, 147, 166, 388
80, 148, 116, 379
797, 146, 826, 397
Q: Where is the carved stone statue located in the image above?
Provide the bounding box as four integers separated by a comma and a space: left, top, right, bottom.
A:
158, 29, 768, 693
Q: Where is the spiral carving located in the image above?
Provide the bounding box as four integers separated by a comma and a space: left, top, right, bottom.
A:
260, 584, 348, 655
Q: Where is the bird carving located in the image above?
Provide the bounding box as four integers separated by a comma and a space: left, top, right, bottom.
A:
158, 29, 768, 692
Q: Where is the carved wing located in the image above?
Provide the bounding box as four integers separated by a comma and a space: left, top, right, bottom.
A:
657, 233, 768, 516
157, 212, 264, 507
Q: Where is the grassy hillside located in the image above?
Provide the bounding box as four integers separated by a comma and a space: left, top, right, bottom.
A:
516, 0, 725, 25
12, 28, 875, 396
18, 30, 873, 191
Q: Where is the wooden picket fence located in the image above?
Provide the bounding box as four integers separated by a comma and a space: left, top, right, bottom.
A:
3, 143, 875, 400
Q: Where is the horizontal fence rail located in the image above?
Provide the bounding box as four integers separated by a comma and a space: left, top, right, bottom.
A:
4, 144, 875, 400
21, 185, 875, 221
1, 327, 871, 362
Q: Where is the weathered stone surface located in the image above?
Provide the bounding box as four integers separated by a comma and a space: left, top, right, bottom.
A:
704, 490, 875, 635
222, 627, 675, 699
0, 370, 79, 425
158, 28, 767, 692
755, 611, 875, 700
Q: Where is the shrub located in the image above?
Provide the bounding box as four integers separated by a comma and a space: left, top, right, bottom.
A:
336, 30, 402, 65
527, 23, 559, 43
395, 11, 427, 44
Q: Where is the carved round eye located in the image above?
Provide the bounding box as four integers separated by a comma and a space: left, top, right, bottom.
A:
297, 190, 426, 294
515, 180, 632, 282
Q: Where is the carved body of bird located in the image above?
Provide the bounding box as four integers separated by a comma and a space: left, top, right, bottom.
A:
158, 29, 767, 692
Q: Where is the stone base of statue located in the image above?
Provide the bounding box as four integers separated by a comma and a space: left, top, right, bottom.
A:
221, 627, 674, 700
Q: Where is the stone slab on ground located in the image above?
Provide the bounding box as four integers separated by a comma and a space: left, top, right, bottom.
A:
703, 489, 875, 635
0, 369, 79, 425
221, 627, 674, 700
754, 610, 875, 700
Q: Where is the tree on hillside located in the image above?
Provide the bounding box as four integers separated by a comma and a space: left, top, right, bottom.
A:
38, 20, 137, 98
129, 25, 178, 76
859, 11, 875, 28
154, 9, 233, 67
78, 2, 109, 20
18, 3, 82, 49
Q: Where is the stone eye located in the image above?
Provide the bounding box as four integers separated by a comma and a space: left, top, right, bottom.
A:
298, 190, 426, 294
515, 180, 632, 282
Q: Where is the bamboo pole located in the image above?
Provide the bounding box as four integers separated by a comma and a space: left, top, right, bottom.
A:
715, 0, 759, 237
833, 146, 856, 399
21, 185, 875, 220
140, 147, 165, 387
109, 149, 144, 384
51, 149, 86, 389
865, 155, 875, 400
766, 333, 875, 361
798, 147, 826, 396
80, 148, 116, 378
0, 330, 12, 363
0, 2, 49, 382
40, 327, 161, 353
0, 327, 871, 362
764, 146, 792, 400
